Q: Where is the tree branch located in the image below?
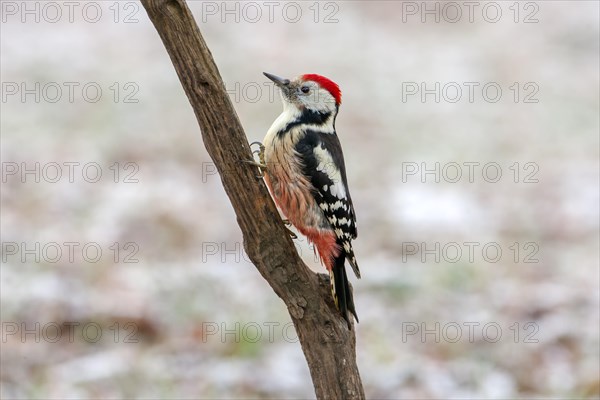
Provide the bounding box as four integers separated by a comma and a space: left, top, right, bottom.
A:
140, 1, 365, 398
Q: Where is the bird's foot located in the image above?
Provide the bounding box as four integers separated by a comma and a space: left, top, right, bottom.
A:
280, 219, 297, 238
250, 141, 266, 165
244, 141, 267, 178
285, 226, 297, 239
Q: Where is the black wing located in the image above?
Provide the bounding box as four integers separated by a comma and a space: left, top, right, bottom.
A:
295, 129, 358, 240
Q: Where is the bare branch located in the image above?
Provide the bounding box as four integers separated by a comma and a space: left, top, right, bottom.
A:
140, 1, 365, 398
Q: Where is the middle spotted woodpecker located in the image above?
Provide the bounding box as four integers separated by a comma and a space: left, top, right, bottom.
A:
258, 72, 360, 328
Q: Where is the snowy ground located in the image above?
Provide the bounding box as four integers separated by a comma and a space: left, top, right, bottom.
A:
1, 1, 599, 398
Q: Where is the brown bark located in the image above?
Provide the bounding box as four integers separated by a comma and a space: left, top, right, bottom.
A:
139, 1, 365, 398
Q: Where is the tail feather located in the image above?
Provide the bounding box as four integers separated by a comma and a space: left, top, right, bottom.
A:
346, 248, 361, 279
330, 255, 359, 328
341, 239, 361, 278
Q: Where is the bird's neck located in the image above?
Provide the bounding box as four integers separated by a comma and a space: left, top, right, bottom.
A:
275, 104, 336, 136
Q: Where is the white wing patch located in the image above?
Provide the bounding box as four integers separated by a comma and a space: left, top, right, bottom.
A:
313, 145, 346, 199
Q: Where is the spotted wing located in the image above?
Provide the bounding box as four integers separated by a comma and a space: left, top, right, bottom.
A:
295, 129, 360, 277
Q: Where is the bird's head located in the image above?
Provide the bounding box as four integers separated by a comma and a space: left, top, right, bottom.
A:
264, 72, 342, 115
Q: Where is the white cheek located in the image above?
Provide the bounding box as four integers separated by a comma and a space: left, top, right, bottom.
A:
303, 88, 336, 113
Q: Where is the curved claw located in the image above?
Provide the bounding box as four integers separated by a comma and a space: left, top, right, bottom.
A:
285, 227, 297, 239
281, 220, 297, 238
250, 141, 265, 156
249, 141, 266, 165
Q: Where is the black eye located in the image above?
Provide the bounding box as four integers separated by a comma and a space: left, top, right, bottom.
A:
301, 86, 310, 94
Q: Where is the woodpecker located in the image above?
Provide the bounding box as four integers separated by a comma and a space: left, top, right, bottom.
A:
259, 72, 360, 328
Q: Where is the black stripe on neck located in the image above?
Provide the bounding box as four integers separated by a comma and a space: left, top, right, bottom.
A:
278, 109, 333, 135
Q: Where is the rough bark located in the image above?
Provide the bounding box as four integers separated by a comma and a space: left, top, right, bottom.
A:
140, 1, 365, 398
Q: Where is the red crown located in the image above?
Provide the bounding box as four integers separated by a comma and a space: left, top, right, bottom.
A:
302, 74, 342, 105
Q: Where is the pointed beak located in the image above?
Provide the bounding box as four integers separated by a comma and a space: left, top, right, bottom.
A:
263, 72, 290, 87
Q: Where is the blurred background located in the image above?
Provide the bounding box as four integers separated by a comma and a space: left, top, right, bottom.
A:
1, 1, 599, 398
